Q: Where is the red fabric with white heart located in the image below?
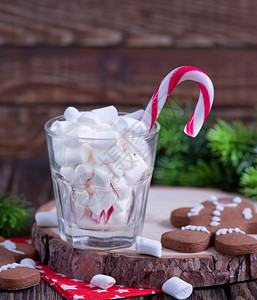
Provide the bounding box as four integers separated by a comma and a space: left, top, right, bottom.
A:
10, 237, 162, 299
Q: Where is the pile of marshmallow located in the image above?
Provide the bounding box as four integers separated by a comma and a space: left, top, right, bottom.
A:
49, 106, 150, 226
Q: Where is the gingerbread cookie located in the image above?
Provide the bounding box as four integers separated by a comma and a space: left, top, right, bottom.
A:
0, 237, 41, 290
161, 195, 257, 255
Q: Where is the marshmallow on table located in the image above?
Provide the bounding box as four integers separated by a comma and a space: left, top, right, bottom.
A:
65, 144, 89, 166
64, 106, 80, 122
78, 111, 101, 128
91, 105, 118, 125
90, 274, 116, 290
162, 277, 193, 300
19, 258, 36, 269
136, 236, 162, 258
35, 211, 58, 227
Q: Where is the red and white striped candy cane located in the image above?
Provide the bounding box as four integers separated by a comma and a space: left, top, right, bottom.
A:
141, 66, 214, 137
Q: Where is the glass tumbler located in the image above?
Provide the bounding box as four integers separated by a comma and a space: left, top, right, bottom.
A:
44, 115, 160, 250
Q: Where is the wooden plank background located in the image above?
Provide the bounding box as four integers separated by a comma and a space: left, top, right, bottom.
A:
0, 0, 256, 158
0, 3, 257, 297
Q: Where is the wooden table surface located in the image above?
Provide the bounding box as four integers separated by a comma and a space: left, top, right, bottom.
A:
1, 157, 257, 299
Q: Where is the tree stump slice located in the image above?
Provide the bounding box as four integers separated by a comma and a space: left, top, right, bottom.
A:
31, 187, 257, 289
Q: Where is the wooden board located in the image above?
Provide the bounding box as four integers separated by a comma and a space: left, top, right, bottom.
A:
1, 48, 257, 158
1, 48, 257, 107
1, 0, 257, 48
32, 186, 257, 289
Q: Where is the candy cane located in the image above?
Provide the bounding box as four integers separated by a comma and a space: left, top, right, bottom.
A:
141, 66, 214, 137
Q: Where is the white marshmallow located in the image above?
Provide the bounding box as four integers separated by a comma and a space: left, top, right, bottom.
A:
88, 193, 105, 215
77, 213, 98, 229
63, 126, 92, 147
126, 137, 148, 159
107, 150, 135, 177
113, 197, 131, 212
90, 131, 118, 149
50, 120, 61, 133
113, 117, 147, 137
52, 138, 67, 166
96, 123, 112, 131
35, 211, 58, 227
88, 189, 117, 215
124, 154, 148, 186
64, 106, 80, 122
51, 120, 77, 135
91, 105, 118, 125
75, 190, 90, 207
135, 236, 162, 258
74, 203, 87, 221
65, 144, 89, 166
90, 274, 116, 290
162, 277, 193, 300
125, 109, 144, 120
60, 166, 75, 183
108, 160, 124, 177
93, 165, 113, 187
89, 178, 111, 196
78, 111, 101, 128
92, 144, 123, 164
102, 190, 118, 213
111, 210, 128, 225
73, 163, 93, 189
111, 177, 132, 200
20, 258, 36, 269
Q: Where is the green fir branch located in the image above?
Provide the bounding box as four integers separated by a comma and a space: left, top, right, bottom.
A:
153, 101, 257, 200
0, 193, 34, 238
207, 120, 257, 172
240, 167, 257, 200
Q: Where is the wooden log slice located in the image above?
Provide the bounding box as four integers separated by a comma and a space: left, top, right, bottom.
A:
32, 187, 257, 289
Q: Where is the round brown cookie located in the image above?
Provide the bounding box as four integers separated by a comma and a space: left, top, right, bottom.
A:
162, 230, 210, 253
0, 267, 41, 290
161, 195, 257, 255
215, 232, 257, 255
0, 237, 41, 290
